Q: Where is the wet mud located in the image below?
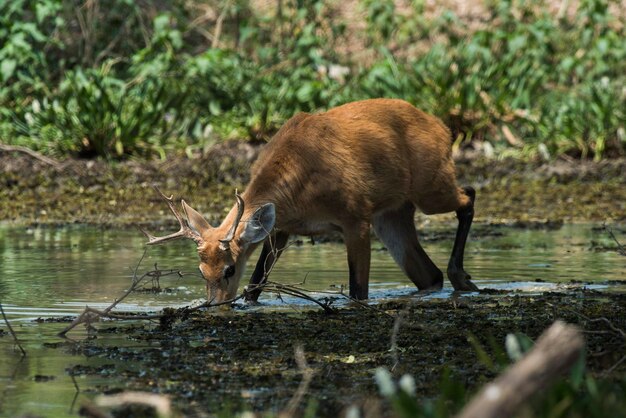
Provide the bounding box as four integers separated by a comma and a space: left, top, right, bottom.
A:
1, 145, 625, 227
55, 290, 626, 417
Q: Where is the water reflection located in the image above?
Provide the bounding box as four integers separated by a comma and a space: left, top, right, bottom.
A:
0, 223, 625, 417
0, 224, 624, 320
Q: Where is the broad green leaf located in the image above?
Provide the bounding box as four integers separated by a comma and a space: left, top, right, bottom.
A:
1, 58, 16, 81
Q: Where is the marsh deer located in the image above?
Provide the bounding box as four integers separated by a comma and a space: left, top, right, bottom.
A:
140, 99, 477, 303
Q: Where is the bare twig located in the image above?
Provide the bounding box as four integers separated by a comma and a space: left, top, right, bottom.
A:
253, 229, 390, 319
604, 224, 626, 256
281, 345, 315, 417
211, 0, 234, 48
456, 321, 584, 418
262, 232, 294, 280
58, 250, 184, 336
71, 373, 80, 392
0, 143, 62, 170
389, 310, 408, 371
604, 354, 626, 377
547, 301, 625, 377
59, 249, 342, 335
0, 302, 26, 356
583, 317, 626, 339
547, 302, 626, 339
69, 373, 81, 414
59, 287, 246, 336
262, 281, 336, 314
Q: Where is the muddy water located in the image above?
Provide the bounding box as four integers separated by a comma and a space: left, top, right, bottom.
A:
0, 224, 625, 417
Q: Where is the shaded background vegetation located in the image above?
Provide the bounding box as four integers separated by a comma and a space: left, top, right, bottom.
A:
0, 0, 624, 160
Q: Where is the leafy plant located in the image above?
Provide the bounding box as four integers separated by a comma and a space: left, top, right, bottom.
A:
0, 0, 624, 159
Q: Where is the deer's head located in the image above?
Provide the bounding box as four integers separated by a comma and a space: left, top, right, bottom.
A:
140, 188, 275, 303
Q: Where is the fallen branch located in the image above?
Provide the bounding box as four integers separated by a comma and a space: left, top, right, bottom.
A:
0, 143, 62, 170
389, 309, 408, 371
546, 302, 626, 340
58, 250, 188, 336
59, 250, 348, 335
546, 301, 625, 377
262, 281, 336, 314
456, 321, 584, 418
604, 224, 626, 256
58, 278, 341, 335
0, 302, 26, 356
281, 345, 315, 417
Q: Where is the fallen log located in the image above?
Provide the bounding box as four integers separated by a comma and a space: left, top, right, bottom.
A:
456, 320, 584, 418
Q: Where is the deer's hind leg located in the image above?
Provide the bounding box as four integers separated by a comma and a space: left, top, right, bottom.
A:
416, 181, 478, 291
372, 202, 443, 291
447, 186, 478, 291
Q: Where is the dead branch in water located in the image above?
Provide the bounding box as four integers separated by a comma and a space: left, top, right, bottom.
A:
58, 249, 349, 335
59, 233, 402, 336
456, 320, 584, 418
261, 281, 336, 313
604, 223, 626, 256
58, 249, 190, 336
0, 302, 26, 356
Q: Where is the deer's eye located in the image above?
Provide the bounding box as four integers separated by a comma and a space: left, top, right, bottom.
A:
224, 265, 236, 279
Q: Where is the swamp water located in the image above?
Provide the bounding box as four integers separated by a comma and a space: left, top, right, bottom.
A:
0, 224, 624, 417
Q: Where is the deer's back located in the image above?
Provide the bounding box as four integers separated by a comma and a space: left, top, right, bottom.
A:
246, 99, 455, 225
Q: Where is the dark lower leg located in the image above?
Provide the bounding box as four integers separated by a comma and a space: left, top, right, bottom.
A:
246, 231, 289, 301
372, 202, 443, 290
408, 240, 444, 290
345, 223, 371, 300
447, 186, 478, 291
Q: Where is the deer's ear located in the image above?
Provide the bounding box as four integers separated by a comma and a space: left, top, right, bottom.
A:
240, 203, 275, 244
182, 200, 212, 235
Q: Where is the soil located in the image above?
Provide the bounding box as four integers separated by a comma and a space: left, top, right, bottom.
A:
0, 143, 625, 227
58, 291, 626, 417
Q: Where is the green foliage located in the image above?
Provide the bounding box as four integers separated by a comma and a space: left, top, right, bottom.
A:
0, 0, 624, 158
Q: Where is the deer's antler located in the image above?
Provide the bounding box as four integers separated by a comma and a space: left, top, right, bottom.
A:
139, 186, 204, 246
219, 192, 244, 251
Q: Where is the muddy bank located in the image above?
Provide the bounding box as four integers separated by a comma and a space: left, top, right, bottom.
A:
1, 144, 625, 227
57, 290, 626, 417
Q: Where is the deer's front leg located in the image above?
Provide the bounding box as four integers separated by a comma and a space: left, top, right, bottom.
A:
344, 221, 371, 300
246, 231, 290, 302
